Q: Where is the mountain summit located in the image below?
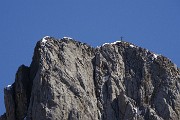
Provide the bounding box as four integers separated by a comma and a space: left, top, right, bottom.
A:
1, 37, 180, 120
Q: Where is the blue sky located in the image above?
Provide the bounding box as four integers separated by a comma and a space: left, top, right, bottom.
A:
0, 0, 180, 114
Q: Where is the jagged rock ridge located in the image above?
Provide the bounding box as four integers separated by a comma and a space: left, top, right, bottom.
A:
1, 37, 180, 120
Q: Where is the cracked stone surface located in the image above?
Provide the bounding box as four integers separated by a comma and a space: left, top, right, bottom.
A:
1, 37, 180, 120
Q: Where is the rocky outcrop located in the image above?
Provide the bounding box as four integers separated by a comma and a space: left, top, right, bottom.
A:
14, 65, 31, 120
2, 65, 31, 120
1, 37, 180, 120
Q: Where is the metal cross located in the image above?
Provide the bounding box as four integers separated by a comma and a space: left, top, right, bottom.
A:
120, 36, 124, 40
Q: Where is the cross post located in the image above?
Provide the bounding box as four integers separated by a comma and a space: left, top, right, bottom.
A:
120, 36, 124, 41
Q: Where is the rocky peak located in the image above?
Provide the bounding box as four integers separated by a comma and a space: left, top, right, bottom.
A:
1, 37, 180, 120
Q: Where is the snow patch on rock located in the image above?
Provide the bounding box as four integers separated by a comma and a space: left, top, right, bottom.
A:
63, 37, 73, 40
102, 41, 122, 46
153, 54, 159, 59
41, 36, 50, 46
102, 43, 110, 46
152, 53, 159, 60
111, 41, 122, 45
42, 36, 50, 43
130, 44, 135, 48
5, 85, 12, 90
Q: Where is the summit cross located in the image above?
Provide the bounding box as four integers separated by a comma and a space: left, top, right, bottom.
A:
120, 36, 124, 40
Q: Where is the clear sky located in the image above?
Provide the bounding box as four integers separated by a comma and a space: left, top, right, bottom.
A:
0, 0, 180, 115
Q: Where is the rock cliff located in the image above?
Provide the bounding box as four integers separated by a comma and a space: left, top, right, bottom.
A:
1, 37, 180, 120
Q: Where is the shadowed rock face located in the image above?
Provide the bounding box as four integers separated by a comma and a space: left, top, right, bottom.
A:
0, 37, 180, 120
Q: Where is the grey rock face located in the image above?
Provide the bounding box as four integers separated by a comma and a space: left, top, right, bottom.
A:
1, 37, 180, 120
27, 38, 98, 120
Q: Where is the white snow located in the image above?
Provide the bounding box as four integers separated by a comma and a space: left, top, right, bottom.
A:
102, 43, 110, 46
130, 44, 135, 48
111, 41, 122, 45
42, 39, 47, 43
153, 53, 159, 59
41, 36, 50, 46
151, 53, 159, 60
102, 41, 122, 46
63, 37, 73, 40
5, 85, 12, 90
42, 36, 50, 43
